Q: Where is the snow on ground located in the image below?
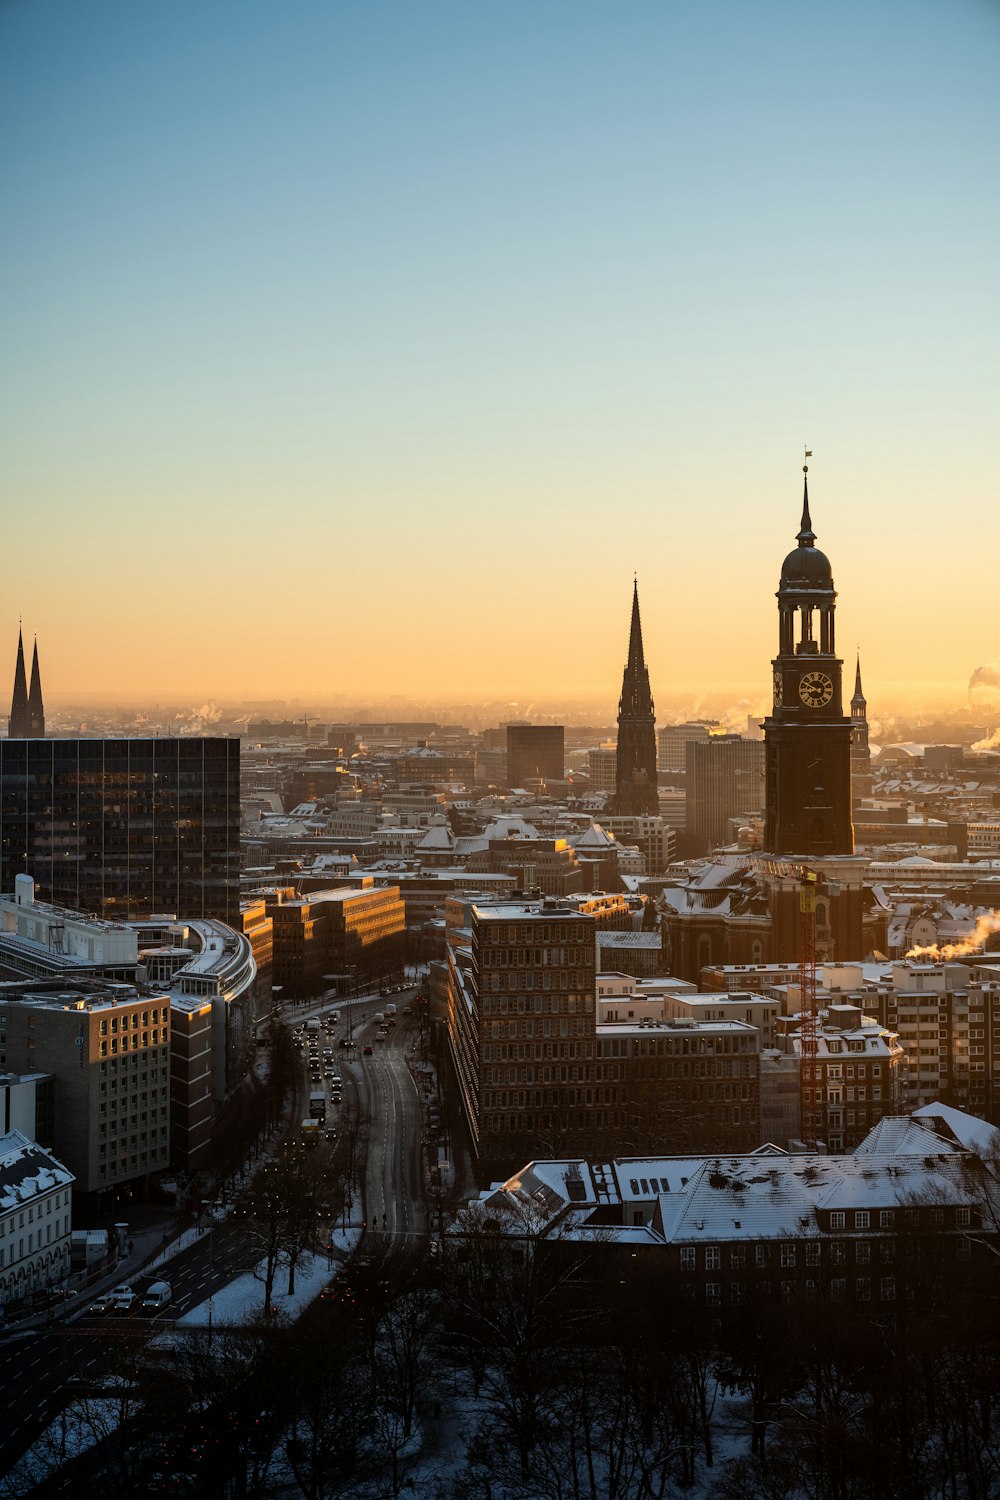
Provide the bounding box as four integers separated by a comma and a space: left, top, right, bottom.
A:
178, 1226, 363, 1328
1, 1398, 122, 1493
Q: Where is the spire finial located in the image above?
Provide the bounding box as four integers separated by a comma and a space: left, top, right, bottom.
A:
798, 449, 815, 547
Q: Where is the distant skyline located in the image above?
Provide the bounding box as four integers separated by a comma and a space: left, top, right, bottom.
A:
2, 1, 997, 708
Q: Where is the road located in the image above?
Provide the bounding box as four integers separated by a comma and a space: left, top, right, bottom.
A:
358, 1018, 426, 1239
0, 978, 430, 1475
0, 1219, 257, 1475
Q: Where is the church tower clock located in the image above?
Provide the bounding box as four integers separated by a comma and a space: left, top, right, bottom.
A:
763, 467, 854, 857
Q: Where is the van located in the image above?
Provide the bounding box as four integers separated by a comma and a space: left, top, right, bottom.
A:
373, 1012, 385, 1025
306, 1019, 321, 1034
383, 1003, 396, 1017
141, 1281, 173, 1313
329, 1011, 341, 1024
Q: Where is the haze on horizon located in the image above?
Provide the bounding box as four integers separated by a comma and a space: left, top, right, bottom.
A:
2, 1, 997, 711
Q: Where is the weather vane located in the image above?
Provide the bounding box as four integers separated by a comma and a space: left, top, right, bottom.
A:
803, 445, 812, 472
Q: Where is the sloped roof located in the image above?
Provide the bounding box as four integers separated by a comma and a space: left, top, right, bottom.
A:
0, 1130, 74, 1211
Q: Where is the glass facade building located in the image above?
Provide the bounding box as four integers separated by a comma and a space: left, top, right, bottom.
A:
0, 738, 239, 924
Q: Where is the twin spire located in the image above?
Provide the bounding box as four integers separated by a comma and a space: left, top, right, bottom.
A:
9, 626, 44, 738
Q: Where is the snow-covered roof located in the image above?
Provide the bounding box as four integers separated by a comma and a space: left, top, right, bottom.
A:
913, 1101, 1000, 1157
0, 1130, 73, 1212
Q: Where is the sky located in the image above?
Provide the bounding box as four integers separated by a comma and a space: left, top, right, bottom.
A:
1, 0, 998, 712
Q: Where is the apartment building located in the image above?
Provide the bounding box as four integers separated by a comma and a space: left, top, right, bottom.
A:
0, 1130, 74, 1311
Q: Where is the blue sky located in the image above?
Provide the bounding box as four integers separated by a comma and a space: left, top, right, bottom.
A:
1, 0, 997, 706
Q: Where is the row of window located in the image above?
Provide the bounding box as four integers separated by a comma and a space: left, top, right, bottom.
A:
98, 1008, 166, 1034
0, 1216, 70, 1266
0, 1189, 69, 1233
698, 1274, 932, 1305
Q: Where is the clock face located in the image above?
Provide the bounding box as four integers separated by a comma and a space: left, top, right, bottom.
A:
798, 671, 834, 708
772, 670, 783, 707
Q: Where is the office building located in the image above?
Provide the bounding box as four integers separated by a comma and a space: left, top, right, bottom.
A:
0, 876, 261, 1171
587, 746, 617, 796
658, 722, 716, 774
505, 724, 565, 788
0, 737, 240, 924
685, 735, 765, 852
0, 982, 171, 1207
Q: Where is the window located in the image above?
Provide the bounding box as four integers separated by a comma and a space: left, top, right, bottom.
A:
705, 1246, 721, 1271
879, 1210, 894, 1229
880, 1277, 896, 1302
780, 1243, 796, 1268
830, 1241, 846, 1265
956, 1207, 971, 1228
829, 1212, 845, 1229
755, 1244, 770, 1268
729, 1245, 746, 1269
680, 1247, 695, 1271
855, 1241, 871, 1264
831, 1278, 847, 1302
854, 1211, 870, 1230
805, 1243, 821, 1267
705, 1283, 721, 1307
856, 1277, 871, 1302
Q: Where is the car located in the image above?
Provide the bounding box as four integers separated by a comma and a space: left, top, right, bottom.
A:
402, 1006, 412, 1015
339, 1037, 351, 1048
363, 1045, 373, 1055
324, 1129, 337, 1141
110, 1284, 137, 1314
87, 1293, 116, 1316
388, 1018, 397, 1026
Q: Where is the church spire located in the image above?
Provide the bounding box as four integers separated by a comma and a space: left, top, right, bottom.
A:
9, 626, 29, 738
852, 650, 865, 707
28, 636, 44, 737
613, 579, 658, 817
627, 576, 645, 673
797, 466, 816, 547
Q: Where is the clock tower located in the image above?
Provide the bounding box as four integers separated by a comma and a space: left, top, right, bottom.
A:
763, 468, 854, 857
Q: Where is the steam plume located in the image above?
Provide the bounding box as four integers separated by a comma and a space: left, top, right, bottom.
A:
969, 664, 1000, 693
971, 728, 1000, 753
906, 908, 1000, 962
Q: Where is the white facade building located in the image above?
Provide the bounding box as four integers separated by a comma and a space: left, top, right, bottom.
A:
0, 1130, 74, 1311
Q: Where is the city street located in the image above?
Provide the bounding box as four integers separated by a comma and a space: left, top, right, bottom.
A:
356, 1014, 426, 1239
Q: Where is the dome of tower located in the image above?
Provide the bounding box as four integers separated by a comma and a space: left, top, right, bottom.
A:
780, 544, 833, 585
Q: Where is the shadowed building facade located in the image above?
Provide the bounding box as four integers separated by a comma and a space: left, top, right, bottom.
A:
0, 737, 240, 925
505, 724, 565, 788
